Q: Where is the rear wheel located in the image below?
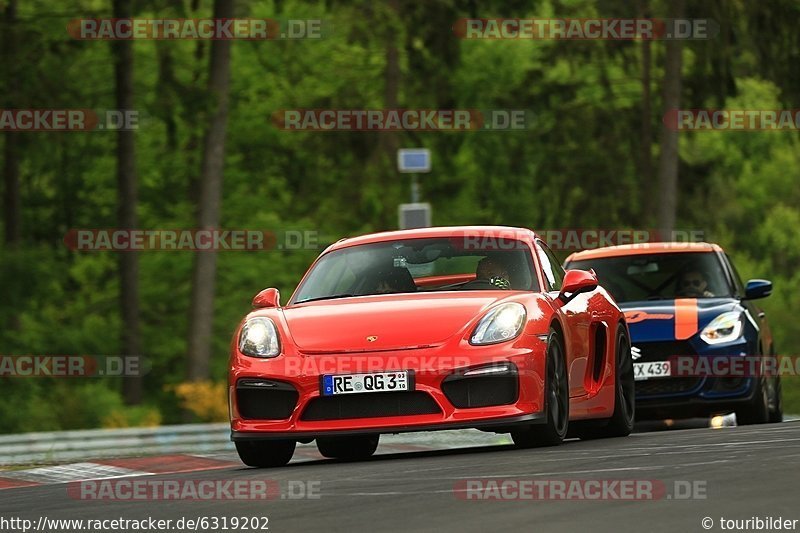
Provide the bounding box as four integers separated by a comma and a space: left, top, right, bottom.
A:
316, 434, 380, 460
235, 439, 296, 468
512, 328, 568, 448
571, 326, 635, 440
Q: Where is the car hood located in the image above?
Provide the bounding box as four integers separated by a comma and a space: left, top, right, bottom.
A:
280, 292, 523, 353
619, 298, 739, 342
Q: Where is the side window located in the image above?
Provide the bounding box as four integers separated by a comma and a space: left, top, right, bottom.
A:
535, 241, 564, 291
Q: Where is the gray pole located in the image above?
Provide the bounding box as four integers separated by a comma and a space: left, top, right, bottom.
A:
411, 174, 420, 203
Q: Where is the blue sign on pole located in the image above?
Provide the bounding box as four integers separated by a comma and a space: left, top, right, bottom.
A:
397, 149, 431, 173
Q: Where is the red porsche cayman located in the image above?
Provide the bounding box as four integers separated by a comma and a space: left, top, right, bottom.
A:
229, 226, 634, 467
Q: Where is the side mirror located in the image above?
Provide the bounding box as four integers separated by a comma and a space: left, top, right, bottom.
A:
252, 288, 280, 308
744, 279, 772, 300
559, 269, 598, 302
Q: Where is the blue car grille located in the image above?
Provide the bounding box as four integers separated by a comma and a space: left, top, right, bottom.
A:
633, 340, 695, 362
637, 377, 703, 396
634, 341, 703, 397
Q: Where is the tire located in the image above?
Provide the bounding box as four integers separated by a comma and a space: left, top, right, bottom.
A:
736, 376, 770, 425
768, 375, 783, 423
316, 434, 379, 460
572, 326, 635, 440
235, 439, 296, 468
512, 328, 568, 448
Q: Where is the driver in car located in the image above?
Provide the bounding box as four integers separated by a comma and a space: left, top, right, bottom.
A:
678, 269, 714, 298
476, 257, 511, 290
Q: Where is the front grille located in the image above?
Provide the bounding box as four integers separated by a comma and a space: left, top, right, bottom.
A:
236, 379, 298, 420
633, 341, 700, 397
633, 340, 695, 362
441, 367, 519, 408
300, 391, 441, 421
636, 377, 703, 396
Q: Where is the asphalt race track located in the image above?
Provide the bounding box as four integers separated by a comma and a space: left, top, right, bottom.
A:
2, 421, 798, 533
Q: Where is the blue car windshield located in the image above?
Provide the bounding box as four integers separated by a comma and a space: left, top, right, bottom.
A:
568, 252, 732, 303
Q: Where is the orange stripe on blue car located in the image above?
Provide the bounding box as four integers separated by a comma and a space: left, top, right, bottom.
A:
674, 298, 699, 340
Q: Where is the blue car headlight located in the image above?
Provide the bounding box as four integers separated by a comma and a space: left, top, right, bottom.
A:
700, 311, 744, 345
470, 303, 526, 345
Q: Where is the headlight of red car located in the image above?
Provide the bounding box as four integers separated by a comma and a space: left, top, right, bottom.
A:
238, 317, 281, 357
469, 303, 526, 345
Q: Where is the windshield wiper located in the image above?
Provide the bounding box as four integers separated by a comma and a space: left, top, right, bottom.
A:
295, 293, 355, 304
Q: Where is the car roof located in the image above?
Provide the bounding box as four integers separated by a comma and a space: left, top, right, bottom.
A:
565, 242, 724, 262
325, 226, 538, 252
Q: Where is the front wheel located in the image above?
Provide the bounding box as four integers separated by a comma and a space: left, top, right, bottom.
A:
737, 377, 770, 425
768, 375, 783, 423
316, 434, 380, 460
512, 328, 568, 448
235, 439, 296, 468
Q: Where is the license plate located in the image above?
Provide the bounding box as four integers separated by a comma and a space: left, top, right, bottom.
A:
634, 361, 671, 381
321, 371, 410, 396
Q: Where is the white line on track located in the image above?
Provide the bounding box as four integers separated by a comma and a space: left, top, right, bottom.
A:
0, 463, 152, 484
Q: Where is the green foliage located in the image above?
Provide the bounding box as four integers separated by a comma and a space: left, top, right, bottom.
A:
0, 381, 127, 433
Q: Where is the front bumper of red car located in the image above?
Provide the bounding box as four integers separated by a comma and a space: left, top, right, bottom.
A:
229, 336, 547, 440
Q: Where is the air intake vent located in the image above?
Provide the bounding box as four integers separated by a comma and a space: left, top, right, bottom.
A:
301, 391, 440, 421
236, 379, 299, 420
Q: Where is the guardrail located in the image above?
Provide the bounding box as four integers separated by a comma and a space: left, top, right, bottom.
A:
0, 423, 233, 466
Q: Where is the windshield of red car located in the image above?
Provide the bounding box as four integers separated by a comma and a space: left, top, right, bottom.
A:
292, 237, 539, 303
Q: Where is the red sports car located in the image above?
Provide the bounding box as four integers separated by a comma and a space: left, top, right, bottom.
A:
229, 226, 634, 467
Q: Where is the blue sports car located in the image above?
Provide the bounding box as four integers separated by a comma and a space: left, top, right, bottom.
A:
566, 242, 782, 424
